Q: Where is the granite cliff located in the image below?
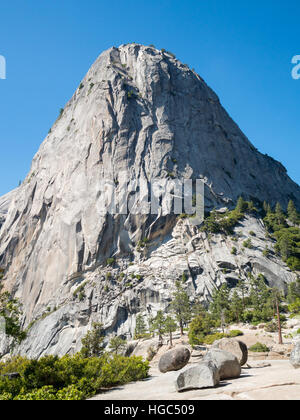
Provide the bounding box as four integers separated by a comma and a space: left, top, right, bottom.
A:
0, 44, 299, 357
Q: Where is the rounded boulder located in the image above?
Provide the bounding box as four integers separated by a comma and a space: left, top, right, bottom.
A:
158, 346, 191, 373
204, 348, 241, 380
213, 338, 248, 366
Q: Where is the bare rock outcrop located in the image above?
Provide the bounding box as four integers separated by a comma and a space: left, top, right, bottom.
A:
0, 43, 299, 358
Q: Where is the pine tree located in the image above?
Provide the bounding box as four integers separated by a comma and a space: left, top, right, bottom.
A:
263, 201, 271, 215
80, 323, 105, 357
0, 284, 26, 345
236, 196, 247, 213
209, 283, 230, 322
164, 316, 177, 347
152, 310, 166, 343
191, 299, 207, 318
275, 202, 286, 226
170, 280, 191, 335
287, 200, 299, 225
229, 290, 244, 323
134, 314, 147, 339
237, 279, 247, 310
109, 336, 127, 354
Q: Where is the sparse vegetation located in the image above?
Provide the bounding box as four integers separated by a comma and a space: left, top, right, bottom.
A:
249, 343, 270, 353
0, 284, 26, 346
263, 200, 300, 271
231, 246, 237, 255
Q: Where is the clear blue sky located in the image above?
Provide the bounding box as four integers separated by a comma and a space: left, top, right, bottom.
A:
0, 0, 299, 196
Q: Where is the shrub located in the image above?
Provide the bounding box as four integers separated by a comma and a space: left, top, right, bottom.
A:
203, 332, 226, 345
228, 330, 244, 337
288, 298, 300, 315
243, 239, 253, 249
264, 321, 278, 333
231, 247, 237, 255
0, 354, 149, 400
188, 314, 215, 345
106, 258, 115, 266
249, 343, 270, 353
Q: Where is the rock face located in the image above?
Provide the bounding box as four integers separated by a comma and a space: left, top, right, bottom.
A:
158, 346, 191, 373
204, 348, 241, 379
0, 43, 299, 358
213, 338, 248, 366
290, 342, 300, 369
0, 189, 17, 230
175, 361, 220, 392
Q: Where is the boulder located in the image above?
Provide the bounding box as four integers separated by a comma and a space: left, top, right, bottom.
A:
158, 346, 191, 373
213, 338, 248, 366
175, 361, 220, 392
204, 348, 241, 380
290, 341, 300, 369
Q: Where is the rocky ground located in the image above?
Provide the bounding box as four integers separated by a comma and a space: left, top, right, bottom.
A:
90, 360, 300, 401
91, 317, 300, 401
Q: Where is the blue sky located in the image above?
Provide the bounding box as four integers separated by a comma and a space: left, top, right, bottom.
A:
0, 0, 299, 196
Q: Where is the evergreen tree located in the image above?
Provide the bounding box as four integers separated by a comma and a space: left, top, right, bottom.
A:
287, 277, 300, 304
271, 288, 284, 345
263, 201, 272, 215
170, 280, 191, 335
229, 290, 244, 323
109, 336, 127, 354
236, 279, 247, 310
188, 312, 215, 345
164, 316, 177, 347
235, 196, 248, 213
151, 310, 166, 342
287, 200, 299, 225
209, 283, 230, 322
0, 284, 26, 345
248, 274, 274, 322
275, 202, 286, 226
191, 299, 207, 318
80, 323, 105, 358
134, 314, 147, 339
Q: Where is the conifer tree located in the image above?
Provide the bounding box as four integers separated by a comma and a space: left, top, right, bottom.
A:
287, 200, 299, 225
236, 196, 247, 213
275, 202, 286, 226
164, 316, 177, 347
80, 322, 105, 357
151, 310, 166, 343
109, 336, 127, 354
134, 313, 147, 339
170, 280, 191, 335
